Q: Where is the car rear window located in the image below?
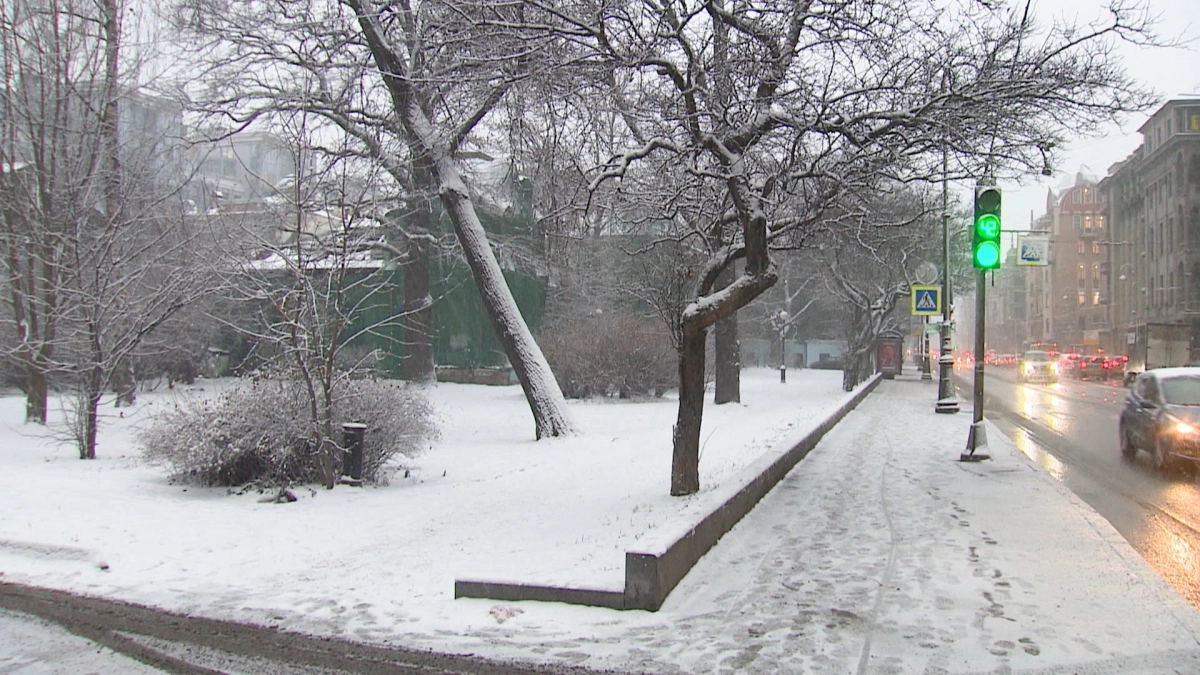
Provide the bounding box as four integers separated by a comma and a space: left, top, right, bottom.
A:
1161, 376, 1200, 405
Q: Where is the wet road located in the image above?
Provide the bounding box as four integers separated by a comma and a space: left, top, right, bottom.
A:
968, 366, 1200, 610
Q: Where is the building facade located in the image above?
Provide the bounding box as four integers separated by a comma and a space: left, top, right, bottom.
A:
1021, 175, 1108, 353
1099, 99, 1200, 360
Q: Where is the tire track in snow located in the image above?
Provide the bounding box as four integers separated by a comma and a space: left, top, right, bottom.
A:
855, 424, 899, 675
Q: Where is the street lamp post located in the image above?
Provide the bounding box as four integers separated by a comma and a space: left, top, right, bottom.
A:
775, 310, 790, 383
936, 146, 960, 413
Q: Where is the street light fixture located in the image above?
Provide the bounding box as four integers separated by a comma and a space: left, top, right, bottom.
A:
774, 310, 790, 383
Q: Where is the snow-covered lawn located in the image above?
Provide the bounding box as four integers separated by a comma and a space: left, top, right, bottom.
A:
0, 368, 857, 645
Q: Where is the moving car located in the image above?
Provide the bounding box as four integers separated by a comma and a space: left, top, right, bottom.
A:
1076, 354, 1106, 381
1119, 367, 1200, 472
1016, 350, 1059, 384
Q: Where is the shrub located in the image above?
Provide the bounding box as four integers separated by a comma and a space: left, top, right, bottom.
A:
140, 376, 438, 487
540, 313, 676, 399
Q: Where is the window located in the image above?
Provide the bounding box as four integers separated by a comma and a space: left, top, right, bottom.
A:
1092, 291, 1100, 305
1077, 292, 1086, 305
1096, 215, 1105, 230
1092, 242, 1100, 255
1092, 264, 1100, 287
1084, 189, 1094, 204
1078, 264, 1086, 289
1190, 113, 1200, 132
1084, 215, 1093, 231
1078, 242, 1086, 254
1073, 190, 1082, 204
1073, 214, 1082, 230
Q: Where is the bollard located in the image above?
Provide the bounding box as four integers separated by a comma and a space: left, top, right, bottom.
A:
341, 422, 367, 486
779, 364, 787, 384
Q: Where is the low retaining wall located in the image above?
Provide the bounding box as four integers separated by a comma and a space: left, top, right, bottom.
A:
455, 374, 883, 611
435, 367, 516, 386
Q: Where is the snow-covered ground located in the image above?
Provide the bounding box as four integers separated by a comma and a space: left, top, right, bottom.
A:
0, 369, 856, 655
5, 369, 1200, 674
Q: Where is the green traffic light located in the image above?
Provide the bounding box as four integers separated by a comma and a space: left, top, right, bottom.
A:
974, 240, 1001, 268
975, 213, 1000, 239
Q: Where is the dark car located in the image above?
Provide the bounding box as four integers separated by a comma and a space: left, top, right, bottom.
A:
1119, 368, 1200, 472
1076, 355, 1106, 380
1016, 350, 1058, 384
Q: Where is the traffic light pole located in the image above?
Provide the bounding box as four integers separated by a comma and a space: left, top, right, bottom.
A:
962, 269, 991, 461
963, 182, 998, 460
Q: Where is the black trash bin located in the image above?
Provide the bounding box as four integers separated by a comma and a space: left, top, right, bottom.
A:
341, 422, 367, 486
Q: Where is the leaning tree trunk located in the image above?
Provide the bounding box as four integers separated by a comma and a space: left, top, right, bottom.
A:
436, 175, 573, 438
712, 263, 740, 405
671, 322, 708, 495
353, 10, 573, 438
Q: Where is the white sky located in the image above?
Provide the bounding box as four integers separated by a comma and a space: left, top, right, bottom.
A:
999, 0, 1199, 246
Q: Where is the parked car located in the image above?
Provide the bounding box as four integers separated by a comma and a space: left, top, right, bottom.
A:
810, 355, 844, 370
1016, 350, 1059, 384
1119, 367, 1200, 472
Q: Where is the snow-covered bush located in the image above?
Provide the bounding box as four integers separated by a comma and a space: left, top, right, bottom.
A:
540, 313, 675, 399
140, 376, 438, 487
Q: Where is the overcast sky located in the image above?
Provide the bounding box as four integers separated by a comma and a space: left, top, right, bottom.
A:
998, 0, 1199, 248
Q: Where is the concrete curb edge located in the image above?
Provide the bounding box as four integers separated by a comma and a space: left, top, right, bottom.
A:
455, 373, 884, 611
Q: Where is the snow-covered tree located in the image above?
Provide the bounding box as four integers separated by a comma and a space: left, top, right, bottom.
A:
547, 0, 1157, 495
173, 0, 575, 438
1, 0, 213, 460
207, 120, 418, 488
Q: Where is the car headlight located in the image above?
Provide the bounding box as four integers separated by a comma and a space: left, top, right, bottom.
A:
1168, 416, 1199, 436
1024, 364, 1033, 374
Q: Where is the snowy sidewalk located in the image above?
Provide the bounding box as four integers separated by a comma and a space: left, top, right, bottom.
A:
432, 375, 1200, 673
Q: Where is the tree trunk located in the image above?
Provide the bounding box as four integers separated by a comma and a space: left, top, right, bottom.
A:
671, 322, 707, 495
842, 353, 859, 392
24, 366, 47, 424
79, 365, 102, 459
403, 234, 435, 383
403, 164, 436, 383
713, 264, 740, 404
436, 169, 573, 438
351, 13, 572, 438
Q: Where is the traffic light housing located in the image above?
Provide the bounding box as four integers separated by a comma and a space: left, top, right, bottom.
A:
973, 185, 1002, 269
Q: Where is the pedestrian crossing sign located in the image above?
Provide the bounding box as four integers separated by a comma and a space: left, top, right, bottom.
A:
911, 285, 941, 315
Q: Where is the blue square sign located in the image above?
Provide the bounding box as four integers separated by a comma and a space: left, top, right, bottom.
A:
911, 285, 941, 315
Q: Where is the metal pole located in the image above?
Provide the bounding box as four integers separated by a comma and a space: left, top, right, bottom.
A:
921, 316, 932, 380
936, 145, 960, 412
963, 270, 991, 460
780, 325, 787, 383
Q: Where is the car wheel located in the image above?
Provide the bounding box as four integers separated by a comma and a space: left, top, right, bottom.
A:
1152, 435, 1174, 474
1120, 425, 1137, 460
